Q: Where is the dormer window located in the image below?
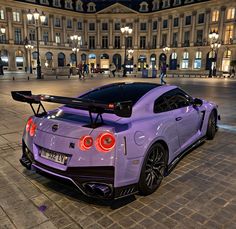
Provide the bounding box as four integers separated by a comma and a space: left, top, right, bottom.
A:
65, 0, 73, 9
53, 0, 61, 7
152, 0, 159, 11
76, 0, 83, 12
173, 0, 181, 5
162, 0, 170, 8
140, 1, 148, 12
40, 0, 49, 5
184, 0, 194, 3
87, 2, 96, 12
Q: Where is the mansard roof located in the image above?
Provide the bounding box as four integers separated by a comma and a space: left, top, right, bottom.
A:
15, 0, 210, 13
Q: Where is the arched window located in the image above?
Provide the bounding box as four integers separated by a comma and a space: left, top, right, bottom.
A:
194, 51, 202, 69
171, 52, 177, 59
227, 7, 235, 20
1, 49, 8, 67
15, 50, 24, 67
45, 52, 53, 68
58, 52, 65, 67
181, 51, 189, 69
222, 49, 231, 72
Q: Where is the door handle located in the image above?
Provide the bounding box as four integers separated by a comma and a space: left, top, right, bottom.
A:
175, 117, 183, 121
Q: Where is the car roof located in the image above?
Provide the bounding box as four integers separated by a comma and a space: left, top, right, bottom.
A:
79, 82, 162, 105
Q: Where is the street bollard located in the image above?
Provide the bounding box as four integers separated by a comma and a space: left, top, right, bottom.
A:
28, 76, 29, 80
13, 76, 15, 80
56, 75, 58, 79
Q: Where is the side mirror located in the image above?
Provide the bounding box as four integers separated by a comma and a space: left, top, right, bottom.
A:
193, 98, 203, 107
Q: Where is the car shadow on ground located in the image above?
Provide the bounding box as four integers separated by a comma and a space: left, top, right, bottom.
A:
25, 169, 136, 209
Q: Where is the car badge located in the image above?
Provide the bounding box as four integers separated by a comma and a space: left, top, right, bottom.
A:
52, 124, 59, 132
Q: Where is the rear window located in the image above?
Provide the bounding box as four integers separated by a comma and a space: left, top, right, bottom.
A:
79, 83, 159, 104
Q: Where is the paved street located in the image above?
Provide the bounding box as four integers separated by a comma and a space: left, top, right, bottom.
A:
0, 76, 235, 229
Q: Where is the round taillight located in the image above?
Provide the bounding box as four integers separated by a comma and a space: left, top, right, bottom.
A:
26, 118, 33, 132
95, 132, 116, 153
79, 135, 93, 151
30, 123, 37, 137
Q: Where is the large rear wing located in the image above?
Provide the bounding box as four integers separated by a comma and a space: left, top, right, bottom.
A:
11, 91, 132, 122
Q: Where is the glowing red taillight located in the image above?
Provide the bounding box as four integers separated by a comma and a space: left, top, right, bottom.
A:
30, 122, 37, 137
79, 135, 93, 151
95, 132, 116, 153
26, 118, 33, 132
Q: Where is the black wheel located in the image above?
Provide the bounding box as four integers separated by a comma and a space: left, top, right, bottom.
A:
206, 111, 217, 140
138, 142, 167, 196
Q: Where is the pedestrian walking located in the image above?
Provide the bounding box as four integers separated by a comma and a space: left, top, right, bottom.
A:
0, 57, 4, 76
109, 63, 116, 77
160, 63, 167, 84
77, 62, 83, 79
133, 64, 137, 77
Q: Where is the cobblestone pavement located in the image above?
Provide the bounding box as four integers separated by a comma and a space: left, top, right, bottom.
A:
0, 76, 235, 229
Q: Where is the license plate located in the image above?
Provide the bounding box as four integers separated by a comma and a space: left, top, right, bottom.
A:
40, 149, 68, 165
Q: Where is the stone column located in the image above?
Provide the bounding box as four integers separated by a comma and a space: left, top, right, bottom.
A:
190, 11, 197, 46
96, 19, 100, 48
22, 10, 28, 39
219, 6, 226, 42
178, 14, 184, 47
134, 19, 138, 48
147, 19, 152, 49
73, 18, 77, 34
62, 16, 66, 45
84, 19, 87, 46
157, 17, 161, 48
49, 15, 54, 42
109, 19, 113, 48
168, 15, 172, 47
204, 9, 211, 45
6, 7, 13, 43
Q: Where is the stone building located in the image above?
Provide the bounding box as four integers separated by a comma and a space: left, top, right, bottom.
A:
0, 0, 235, 75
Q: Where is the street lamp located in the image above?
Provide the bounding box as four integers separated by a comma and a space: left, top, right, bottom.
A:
27, 9, 46, 79
70, 35, 82, 68
24, 37, 34, 74
127, 48, 134, 74
208, 30, 221, 77
121, 25, 133, 77
163, 46, 170, 53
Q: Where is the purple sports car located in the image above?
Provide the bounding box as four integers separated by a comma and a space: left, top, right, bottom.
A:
12, 82, 219, 199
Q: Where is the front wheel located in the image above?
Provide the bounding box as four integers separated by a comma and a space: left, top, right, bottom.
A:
138, 142, 167, 196
206, 111, 217, 140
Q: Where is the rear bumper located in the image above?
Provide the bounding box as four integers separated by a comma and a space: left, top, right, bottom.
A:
21, 140, 138, 199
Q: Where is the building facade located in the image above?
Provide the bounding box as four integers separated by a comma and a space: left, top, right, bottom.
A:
0, 0, 235, 75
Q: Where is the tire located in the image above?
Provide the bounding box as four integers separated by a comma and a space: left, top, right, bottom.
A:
138, 142, 167, 196
206, 111, 217, 140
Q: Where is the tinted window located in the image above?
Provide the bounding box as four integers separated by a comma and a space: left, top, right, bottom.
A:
154, 96, 169, 113
79, 83, 160, 104
165, 88, 192, 110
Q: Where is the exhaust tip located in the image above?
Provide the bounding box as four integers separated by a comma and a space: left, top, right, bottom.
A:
84, 183, 112, 198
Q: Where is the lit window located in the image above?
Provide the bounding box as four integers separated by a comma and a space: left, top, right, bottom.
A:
227, 8, 235, 20
181, 52, 189, 69
171, 52, 177, 59
224, 25, 234, 44
194, 51, 202, 69
55, 33, 60, 43
13, 12, 20, 22
0, 9, 4, 20
212, 10, 219, 22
